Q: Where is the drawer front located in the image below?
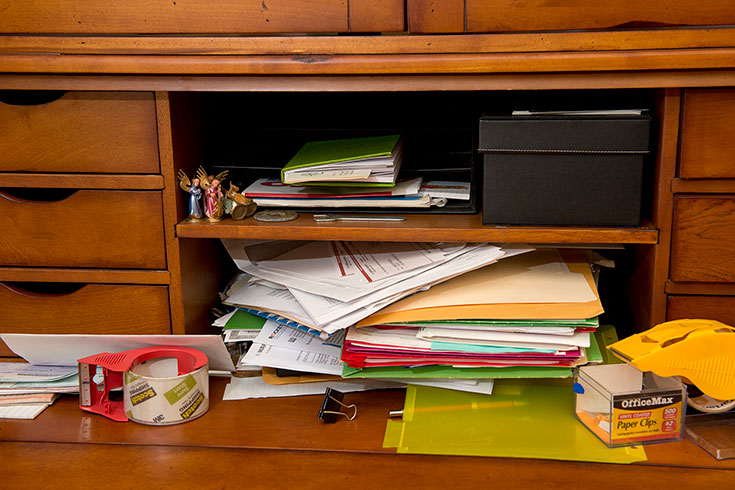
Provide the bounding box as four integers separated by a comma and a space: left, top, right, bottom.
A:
0, 282, 171, 357
464, 1, 735, 33
408, 0, 735, 33
0, 91, 159, 174
0, 1, 403, 34
0, 190, 167, 269
667, 295, 735, 327
679, 88, 735, 179
670, 196, 735, 282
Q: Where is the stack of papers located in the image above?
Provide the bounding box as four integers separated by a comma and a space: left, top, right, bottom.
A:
222, 239, 530, 338
0, 363, 77, 419
342, 249, 604, 379
218, 243, 606, 397
281, 134, 404, 186
243, 177, 440, 208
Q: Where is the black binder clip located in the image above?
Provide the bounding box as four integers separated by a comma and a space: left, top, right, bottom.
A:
318, 388, 357, 423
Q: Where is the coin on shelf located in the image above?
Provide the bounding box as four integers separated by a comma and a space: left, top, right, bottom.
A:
253, 210, 298, 222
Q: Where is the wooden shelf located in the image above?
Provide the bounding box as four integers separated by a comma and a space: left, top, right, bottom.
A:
176, 213, 658, 244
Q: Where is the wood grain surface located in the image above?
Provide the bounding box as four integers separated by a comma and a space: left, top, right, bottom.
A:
0, 92, 159, 174
0, 0, 404, 34
671, 196, 735, 282
679, 88, 735, 179
1, 377, 734, 489
0, 190, 167, 269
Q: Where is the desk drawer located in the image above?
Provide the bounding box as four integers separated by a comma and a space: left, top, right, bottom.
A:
679, 88, 735, 179
667, 295, 735, 327
0, 91, 159, 174
0, 0, 403, 34
0, 282, 170, 357
0, 189, 166, 269
670, 196, 735, 282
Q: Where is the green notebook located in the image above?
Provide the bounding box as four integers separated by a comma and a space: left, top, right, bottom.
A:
281, 134, 401, 186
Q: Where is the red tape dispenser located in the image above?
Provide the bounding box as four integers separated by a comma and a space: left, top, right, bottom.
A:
78, 346, 209, 424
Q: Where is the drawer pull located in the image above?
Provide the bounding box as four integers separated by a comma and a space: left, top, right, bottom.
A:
0, 90, 67, 106
0, 282, 86, 297
0, 188, 78, 204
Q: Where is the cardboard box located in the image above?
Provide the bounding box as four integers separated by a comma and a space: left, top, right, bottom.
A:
479, 114, 650, 226
574, 363, 686, 448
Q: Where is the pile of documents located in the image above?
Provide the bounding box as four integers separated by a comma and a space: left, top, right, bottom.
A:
218, 244, 605, 395
0, 363, 78, 419
344, 249, 604, 379
243, 177, 441, 209
221, 239, 529, 338
281, 134, 404, 186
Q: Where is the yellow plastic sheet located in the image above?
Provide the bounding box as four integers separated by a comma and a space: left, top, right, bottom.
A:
384, 378, 647, 464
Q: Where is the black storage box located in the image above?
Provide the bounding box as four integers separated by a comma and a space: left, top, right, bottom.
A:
479, 113, 651, 226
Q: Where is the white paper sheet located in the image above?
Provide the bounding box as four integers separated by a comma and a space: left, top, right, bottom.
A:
254, 321, 343, 354
0, 363, 77, 383
290, 244, 524, 325
239, 343, 344, 376
0, 334, 236, 371
222, 376, 404, 400
0, 404, 49, 419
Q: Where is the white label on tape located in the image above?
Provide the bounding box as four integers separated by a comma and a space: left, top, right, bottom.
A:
123, 357, 209, 425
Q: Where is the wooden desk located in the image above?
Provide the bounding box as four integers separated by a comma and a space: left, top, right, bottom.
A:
3, 2, 735, 486
2, 377, 734, 489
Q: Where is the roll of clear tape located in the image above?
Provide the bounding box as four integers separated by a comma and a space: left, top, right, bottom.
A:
122, 357, 209, 425
687, 393, 735, 414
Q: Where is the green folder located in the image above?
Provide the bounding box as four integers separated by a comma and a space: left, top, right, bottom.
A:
223, 309, 266, 330
281, 134, 401, 186
383, 379, 647, 463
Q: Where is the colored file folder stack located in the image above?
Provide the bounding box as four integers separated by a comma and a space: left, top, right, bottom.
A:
281, 134, 404, 186
340, 249, 604, 380
243, 177, 437, 209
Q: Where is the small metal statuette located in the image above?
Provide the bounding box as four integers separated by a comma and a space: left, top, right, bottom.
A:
224, 182, 258, 220
177, 169, 203, 222
196, 166, 229, 222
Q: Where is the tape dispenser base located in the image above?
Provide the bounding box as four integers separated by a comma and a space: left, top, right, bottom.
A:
78, 346, 208, 423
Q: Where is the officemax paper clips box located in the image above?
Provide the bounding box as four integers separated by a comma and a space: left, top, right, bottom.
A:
573, 363, 686, 447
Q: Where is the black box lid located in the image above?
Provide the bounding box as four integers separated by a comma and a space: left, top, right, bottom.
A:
479, 114, 651, 153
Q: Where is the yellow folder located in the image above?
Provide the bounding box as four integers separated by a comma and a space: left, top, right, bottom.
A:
357, 249, 603, 327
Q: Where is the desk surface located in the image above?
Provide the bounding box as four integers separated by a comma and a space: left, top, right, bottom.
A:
2, 377, 734, 489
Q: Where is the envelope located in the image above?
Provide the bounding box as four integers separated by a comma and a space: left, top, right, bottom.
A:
357, 249, 603, 326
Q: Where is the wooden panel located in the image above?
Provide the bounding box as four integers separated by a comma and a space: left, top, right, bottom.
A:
177, 214, 658, 244
3, 377, 735, 486
0, 0, 349, 34
671, 196, 735, 282
408, 0, 464, 33
672, 178, 735, 194
0, 91, 159, 174
0, 173, 164, 190
0, 267, 169, 285
466, 0, 735, 33
5, 72, 735, 94
627, 89, 681, 332
0, 282, 170, 356
4, 441, 735, 490
679, 88, 735, 179
4, 28, 735, 56
0, 190, 166, 269
349, 0, 405, 32
666, 280, 735, 296
668, 295, 735, 326
4, 49, 735, 76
